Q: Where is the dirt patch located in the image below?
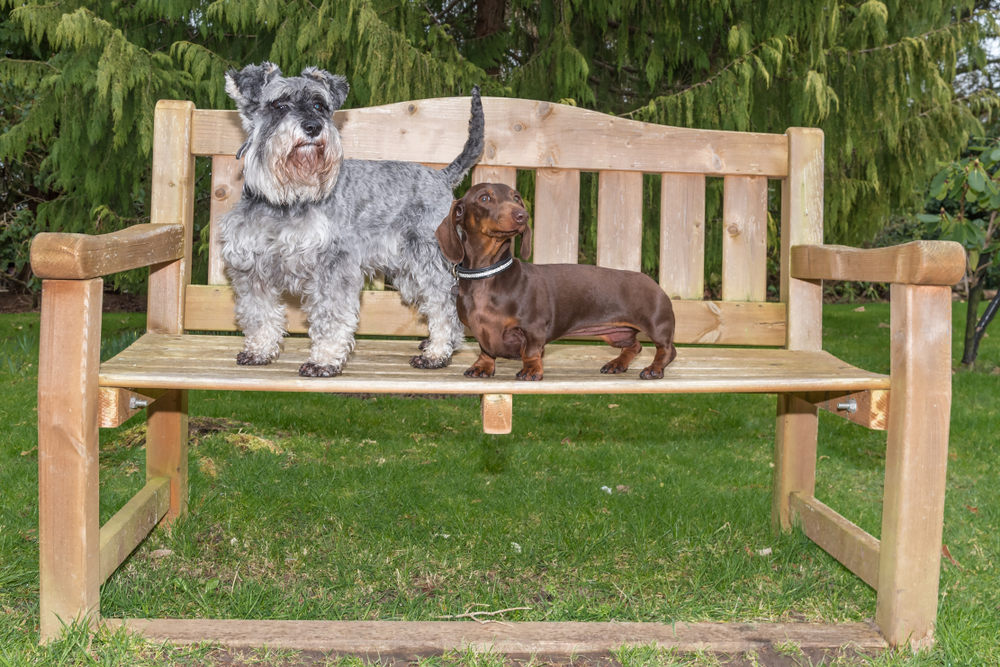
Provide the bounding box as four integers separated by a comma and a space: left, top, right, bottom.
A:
0, 291, 146, 314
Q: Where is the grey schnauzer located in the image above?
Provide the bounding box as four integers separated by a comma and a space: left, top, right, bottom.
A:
220, 62, 483, 377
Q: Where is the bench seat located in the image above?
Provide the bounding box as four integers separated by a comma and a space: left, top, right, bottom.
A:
100, 335, 888, 395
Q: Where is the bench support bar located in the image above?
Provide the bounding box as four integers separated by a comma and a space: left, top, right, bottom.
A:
98, 388, 168, 428
793, 389, 889, 431
99, 477, 171, 583
789, 493, 880, 589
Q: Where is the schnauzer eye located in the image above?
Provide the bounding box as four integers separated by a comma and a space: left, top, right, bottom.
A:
313, 102, 327, 113
270, 100, 288, 111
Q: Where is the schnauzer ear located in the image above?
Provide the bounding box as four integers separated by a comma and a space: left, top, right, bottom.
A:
301, 67, 350, 111
435, 201, 466, 265
225, 62, 282, 111
519, 221, 533, 261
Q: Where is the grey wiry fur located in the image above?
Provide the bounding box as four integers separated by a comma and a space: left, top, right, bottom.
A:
220, 62, 484, 377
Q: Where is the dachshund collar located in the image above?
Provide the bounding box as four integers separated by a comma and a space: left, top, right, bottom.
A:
453, 256, 514, 280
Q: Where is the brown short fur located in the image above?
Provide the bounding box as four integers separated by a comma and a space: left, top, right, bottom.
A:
435, 183, 677, 381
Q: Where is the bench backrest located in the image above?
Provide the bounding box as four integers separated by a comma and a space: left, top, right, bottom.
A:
156, 97, 824, 349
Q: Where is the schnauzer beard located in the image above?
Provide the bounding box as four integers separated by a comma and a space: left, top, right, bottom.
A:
247, 119, 343, 206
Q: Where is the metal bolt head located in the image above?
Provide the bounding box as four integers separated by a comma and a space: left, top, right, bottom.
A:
836, 398, 857, 414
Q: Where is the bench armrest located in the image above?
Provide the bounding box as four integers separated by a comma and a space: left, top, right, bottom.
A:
790, 240, 966, 286
31, 224, 186, 280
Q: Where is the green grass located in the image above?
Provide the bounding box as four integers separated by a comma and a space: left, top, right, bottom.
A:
0, 303, 998, 665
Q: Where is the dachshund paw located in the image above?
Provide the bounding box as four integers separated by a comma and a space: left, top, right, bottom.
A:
464, 366, 495, 378
600, 361, 629, 374
410, 354, 450, 369
237, 351, 273, 366
639, 366, 664, 380
515, 369, 544, 381
299, 361, 342, 378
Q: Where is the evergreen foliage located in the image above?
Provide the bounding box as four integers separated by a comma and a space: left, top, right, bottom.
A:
1, 1, 998, 292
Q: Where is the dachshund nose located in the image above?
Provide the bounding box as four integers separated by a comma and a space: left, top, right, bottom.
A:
513, 208, 527, 224
302, 120, 322, 137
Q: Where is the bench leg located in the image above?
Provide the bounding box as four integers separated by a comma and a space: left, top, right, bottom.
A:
38, 279, 103, 640
772, 394, 818, 532
876, 284, 952, 649
147, 389, 189, 523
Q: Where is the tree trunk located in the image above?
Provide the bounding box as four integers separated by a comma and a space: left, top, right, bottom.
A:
961, 277, 985, 366
475, 0, 506, 76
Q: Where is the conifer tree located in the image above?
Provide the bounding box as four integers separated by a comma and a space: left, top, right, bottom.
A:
1, 1, 997, 291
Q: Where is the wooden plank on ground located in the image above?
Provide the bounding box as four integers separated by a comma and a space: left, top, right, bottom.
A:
660, 174, 706, 299
104, 619, 886, 654
99, 336, 889, 396
722, 175, 768, 302
790, 493, 880, 589
99, 477, 171, 583
208, 156, 243, 285
190, 101, 790, 177
38, 279, 103, 640
790, 241, 966, 286
597, 171, 643, 271
30, 225, 186, 280
876, 284, 952, 650
183, 285, 788, 346
533, 168, 580, 265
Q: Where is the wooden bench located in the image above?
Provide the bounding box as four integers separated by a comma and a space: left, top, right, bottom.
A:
31, 96, 965, 652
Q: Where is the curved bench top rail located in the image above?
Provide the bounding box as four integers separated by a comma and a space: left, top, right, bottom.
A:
190, 97, 790, 177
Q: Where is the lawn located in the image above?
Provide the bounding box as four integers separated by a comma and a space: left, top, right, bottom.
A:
0, 301, 997, 666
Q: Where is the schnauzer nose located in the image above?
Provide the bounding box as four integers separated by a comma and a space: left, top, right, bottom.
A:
302, 120, 322, 137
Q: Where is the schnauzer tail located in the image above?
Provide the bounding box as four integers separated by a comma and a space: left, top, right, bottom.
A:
439, 86, 485, 189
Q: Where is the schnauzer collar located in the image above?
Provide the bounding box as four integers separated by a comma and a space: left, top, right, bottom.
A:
454, 256, 514, 280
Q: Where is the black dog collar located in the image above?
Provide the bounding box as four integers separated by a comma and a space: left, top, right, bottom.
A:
454, 256, 514, 280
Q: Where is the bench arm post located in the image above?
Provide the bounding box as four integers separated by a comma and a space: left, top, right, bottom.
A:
38, 279, 104, 640
876, 283, 952, 649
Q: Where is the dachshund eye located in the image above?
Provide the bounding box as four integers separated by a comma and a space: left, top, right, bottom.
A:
479, 194, 490, 203
513, 194, 523, 203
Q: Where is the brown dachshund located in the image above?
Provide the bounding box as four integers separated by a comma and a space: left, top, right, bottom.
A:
435, 182, 677, 381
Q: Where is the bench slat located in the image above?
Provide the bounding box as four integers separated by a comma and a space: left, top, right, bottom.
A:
597, 171, 643, 271
533, 168, 580, 265
208, 156, 242, 286
183, 285, 787, 346
190, 101, 790, 176
722, 175, 768, 301
100, 335, 888, 395
472, 165, 517, 187
660, 174, 706, 299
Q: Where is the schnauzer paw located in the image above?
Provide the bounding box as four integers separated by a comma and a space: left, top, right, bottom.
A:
236, 351, 273, 366
515, 369, 544, 381
410, 354, 450, 370
639, 367, 664, 380
600, 361, 629, 374
463, 366, 495, 378
417, 339, 430, 351
298, 361, 342, 378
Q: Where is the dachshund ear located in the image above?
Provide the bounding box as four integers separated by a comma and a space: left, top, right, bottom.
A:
435, 201, 466, 265
519, 221, 533, 261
